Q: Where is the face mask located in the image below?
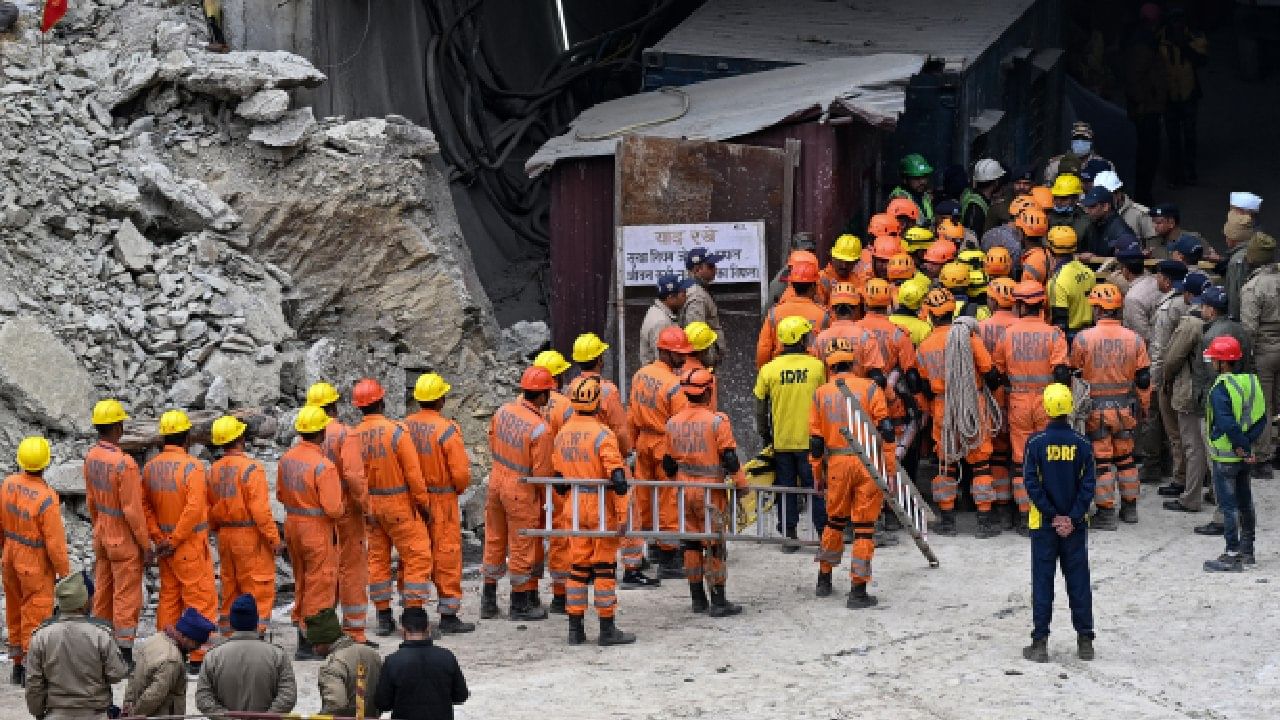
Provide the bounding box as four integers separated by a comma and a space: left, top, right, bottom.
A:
1071, 139, 1092, 156
1053, 201, 1074, 213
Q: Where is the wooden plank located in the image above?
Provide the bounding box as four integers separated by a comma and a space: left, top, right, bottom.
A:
119, 407, 277, 453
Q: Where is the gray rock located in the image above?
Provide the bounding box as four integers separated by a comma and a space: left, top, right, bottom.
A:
204, 375, 229, 410
0, 316, 96, 434
112, 218, 154, 272
56, 75, 97, 94
325, 118, 387, 155
153, 21, 191, 53
179, 50, 326, 100
235, 89, 290, 122
167, 374, 205, 407
180, 319, 207, 342
97, 53, 161, 109
45, 462, 85, 497
126, 141, 240, 231
248, 107, 315, 148
502, 320, 550, 359
204, 350, 281, 405
0, 291, 18, 314
225, 282, 292, 345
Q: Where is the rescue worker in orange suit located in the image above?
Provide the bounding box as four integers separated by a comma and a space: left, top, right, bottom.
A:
756, 261, 832, 368
351, 378, 434, 635
141, 410, 218, 672
810, 338, 893, 608
915, 290, 1004, 537
481, 367, 556, 621
662, 368, 746, 618
532, 349, 576, 614
84, 400, 151, 666
207, 415, 279, 638
626, 326, 692, 579
813, 283, 864, 364
571, 333, 658, 589
554, 376, 636, 646
405, 373, 476, 634
2, 437, 69, 686
683, 322, 721, 411
279, 406, 345, 658
1070, 283, 1152, 529
775, 249, 828, 306
978, 278, 1019, 527
1016, 208, 1052, 284
307, 381, 371, 645
868, 236, 904, 284
992, 280, 1071, 535
820, 234, 863, 301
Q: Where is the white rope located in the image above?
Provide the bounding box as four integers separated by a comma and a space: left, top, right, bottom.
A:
1070, 376, 1092, 434
940, 317, 1002, 464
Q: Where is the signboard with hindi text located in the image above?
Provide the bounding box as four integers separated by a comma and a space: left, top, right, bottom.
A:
618, 222, 766, 288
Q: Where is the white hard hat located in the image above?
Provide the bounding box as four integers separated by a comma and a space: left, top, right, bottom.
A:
972, 159, 1006, 184
1092, 170, 1123, 192
1230, 191, 1263, 212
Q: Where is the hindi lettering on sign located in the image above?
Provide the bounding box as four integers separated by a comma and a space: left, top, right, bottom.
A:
619, 222, 765, 288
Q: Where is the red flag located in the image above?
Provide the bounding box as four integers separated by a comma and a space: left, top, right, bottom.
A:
41, 0, 67, 32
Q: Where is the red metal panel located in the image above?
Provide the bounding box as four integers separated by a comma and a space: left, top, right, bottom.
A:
549, 157, 615, 351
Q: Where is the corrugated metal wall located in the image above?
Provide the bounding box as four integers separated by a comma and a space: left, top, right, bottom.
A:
549, 157, 615, 351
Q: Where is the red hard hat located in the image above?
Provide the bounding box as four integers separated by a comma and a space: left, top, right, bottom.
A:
1203, 335, 1243, 362
352, 378, 385, 407
789, 261, 820, 283
519, 365, 558, 392
656, 326, 695, 354
871, 235, 902, 260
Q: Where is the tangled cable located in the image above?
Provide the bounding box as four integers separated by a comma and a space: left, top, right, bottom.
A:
940, 318, 1003, 465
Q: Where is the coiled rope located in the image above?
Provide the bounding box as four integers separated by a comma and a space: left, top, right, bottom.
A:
940, 317, 1004, 465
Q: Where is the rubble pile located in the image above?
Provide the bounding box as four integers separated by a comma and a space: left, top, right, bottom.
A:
0, 0, 540, 564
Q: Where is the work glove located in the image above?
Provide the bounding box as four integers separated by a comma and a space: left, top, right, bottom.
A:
809, 436, 825, 461
868, 368, 888, 389
554, 472, 570, 496
878, 419, 896, 444
610, 469, 629, 495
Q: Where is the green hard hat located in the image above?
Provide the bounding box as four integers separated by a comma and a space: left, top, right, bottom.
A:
900, 153, 933, 178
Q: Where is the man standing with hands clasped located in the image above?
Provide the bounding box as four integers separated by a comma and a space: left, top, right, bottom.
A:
1022, 384, 1097, 663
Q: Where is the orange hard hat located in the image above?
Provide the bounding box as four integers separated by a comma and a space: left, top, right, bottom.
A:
868, 213, 901, 238
984, 246, 1013, 277
567, 375, 601, 412
922, 288, 957, 317
829, 281, 862, 307
1030, 186, 1054, 211
922, 238, 958, 265
788, 250, 819, 267
871, 235, 902, 260
681, 367, 715, 398
937, 218, 965, 242
352, 378, 385, 408
887, 253, 916, 281
1008, 194, 1036, 217
863, 278, 894, 308
1013, 279, 1047, 304
939, 262, 971, 290
520, 365, 558, 392
823, 336, 857, 367
789, 261, 820, 283
1088, 283, 1124, 310
656, 326, 694, 354
988, 277, 1017, 308
1016, 208, 1048, 238
886, 197, 919, 223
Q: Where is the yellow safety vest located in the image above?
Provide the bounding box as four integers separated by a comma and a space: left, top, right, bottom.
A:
1205, 373, 1266, 463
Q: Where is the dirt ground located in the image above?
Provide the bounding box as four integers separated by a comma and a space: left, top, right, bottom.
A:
0, 481, 1274, 720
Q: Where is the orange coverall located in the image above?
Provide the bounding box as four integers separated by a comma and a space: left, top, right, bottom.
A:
625, 361, 689, 560
541, 390, 575, 604
579, 371, 631, 455
322, 420, 371, 642
406, 408, 471, 617
552, 414, 627, 619
664, 406, 742, 587
356, 413, 434, 610
850, 312, 918, 476
813, 320, 861, 365
278, 440, 344, 627
916, 325, 998, 511
978, 308, 1018, 505
810, 375, 889, 584
1, 472, 69, 662
208, 449, 279, 635
992, 316, 1069, 512
1071, 318, 1152, 508
483, 399, 555, 592
142, 446, 217, 661
85, 441, 150, 650
682, 356, 719, 412
1020, 246, 1052, 284
755, 298, 833, 368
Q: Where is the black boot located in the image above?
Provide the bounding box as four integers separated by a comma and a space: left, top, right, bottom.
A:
1253, 463, 1274, 480
815, 571, 833, 598
999, 504, 1015, 530
846, 582, 878, 609
1203, 552, 1243, 572
1092, 506, 1118, 531
882, 511, 902, 531
438, 614, 476, 634
937, 510, 958, 537
121, 646, 135, 674
1119, 499, 1138, 524
548, 594, 567, 615
374, 608, 396, 637
620, 569, 661, 589
567, 615, 587, 645
975, 510, 1002, 539
659, 549, 686, 579
689, 582, 709, 613
295, 628, 319, 660
479, 582, 500, 619
510, 591, 548, 621
708, 585, 743, 617
10, 663, 23, 687
1016, 511, 1030, 537
528, 588, 543, 608
780, 528, 801, 554
1077, 635, 1095, 661
597, 617, 637, 646
1022, 637, 1048, 662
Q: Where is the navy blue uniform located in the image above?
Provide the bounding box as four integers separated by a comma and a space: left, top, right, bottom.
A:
1022, 418, 1097, 641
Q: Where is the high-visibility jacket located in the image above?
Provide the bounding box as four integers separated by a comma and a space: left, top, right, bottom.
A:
355, 414, 431, 513
978, 309, 1017, 354
489, 398, 555, 483
754, 351, 827, 451
756, 297, 832, 368
1048, 258, 1097, 331
578, 371, 631, 456
682, 355, 719, 412
323, 420, 369, 518
1205, 373, 1267, 463
544, 390, 575, 439
1070, 318, 1151, 410
141, 445, 209, 546
406, 408, 471, 494
889, 186, 934, 227
955, 296, 993, 321
889, 309, 932, 346
1019, 246, 1052, 285
0, 472, 69, 576
84, 440, 151, 553
809, 374, 890, 449
813, 319, 861, 364
277, 440, 345, 521
850, 312, 917, 373
916, 324, 995, 397
626, 361, 688, 442
665, 406, 737, 483
207, 450, 279, 545
992, 317, 1069, 396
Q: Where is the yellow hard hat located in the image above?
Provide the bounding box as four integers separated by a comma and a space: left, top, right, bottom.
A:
684, 322, 719, 352
939, 262, 971, 289
91, 399, 128, 426
1047, 225, 1078, 254
1043, 383, 1074, 417
210, 416, 247, 447
896, 276, 930, 310
306, 382, 340, 407
414, 372, 451, 403
295, 405, 332, 434
572, 333, 610, 363
830, 234, 862, 262
776, 315, 813, 346
533, 350, 571, 377
1050, 173, 1084, 198
16, 436, 51, 473
957, 248, 985, 269
158, 409, 192, 436
903, 226, 935, 252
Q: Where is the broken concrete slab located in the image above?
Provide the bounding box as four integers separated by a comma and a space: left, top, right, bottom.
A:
249, 107, 316, 148
236, 88, 290, 122
112, 218, 155, 272
0, 316, 96, 434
